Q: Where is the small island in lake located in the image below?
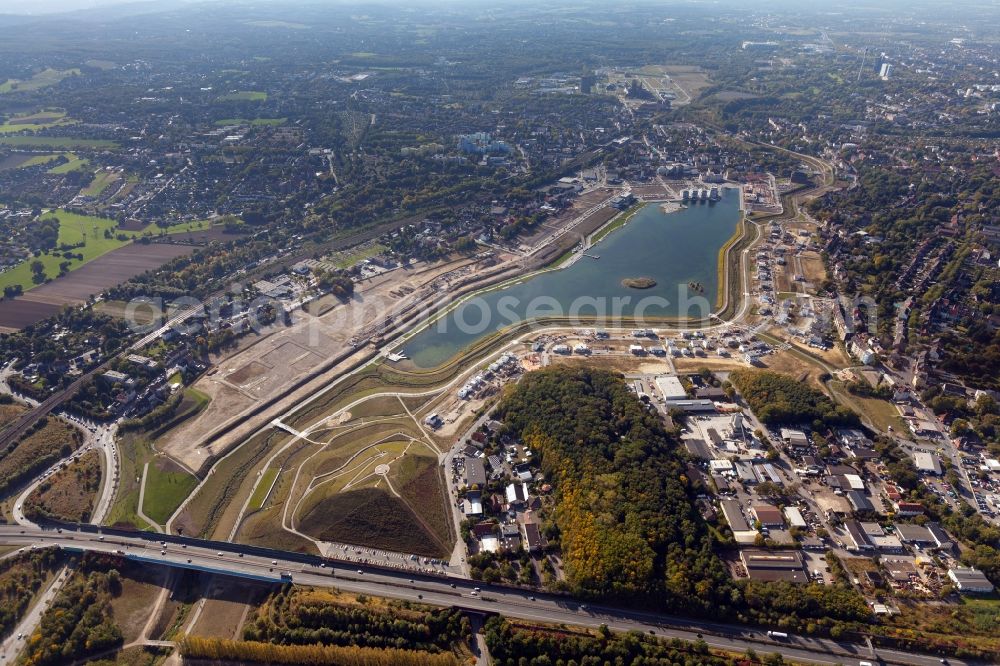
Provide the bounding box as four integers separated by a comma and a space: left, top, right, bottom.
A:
622, 277, 657, 289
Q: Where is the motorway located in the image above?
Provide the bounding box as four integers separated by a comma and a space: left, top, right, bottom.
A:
0, 525, 971, 666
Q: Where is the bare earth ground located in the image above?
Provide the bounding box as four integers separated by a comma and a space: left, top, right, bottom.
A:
188, 576, 270, 639
519, 188, 616, 246
159, 257, 477, 471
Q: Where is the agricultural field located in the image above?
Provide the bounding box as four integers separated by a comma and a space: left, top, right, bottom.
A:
217, 90, 268, 102
0, 209, 213, 329
0, 68, 80, 94
22, 448, 102, 523
0, 108, 75, 134
0, 209, 133, 294
0, 242, 198, 330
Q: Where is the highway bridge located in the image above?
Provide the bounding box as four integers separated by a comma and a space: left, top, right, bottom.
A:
0, 524, 968, 666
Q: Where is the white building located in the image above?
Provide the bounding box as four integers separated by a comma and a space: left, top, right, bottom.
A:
913, 451, 943, 475
783, 506, 807, 529
654, 375, 687, 401
948, 567, 995, 593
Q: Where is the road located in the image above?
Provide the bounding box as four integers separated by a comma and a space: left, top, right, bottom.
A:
0, 525, 973, 666
11, 420, 117, 528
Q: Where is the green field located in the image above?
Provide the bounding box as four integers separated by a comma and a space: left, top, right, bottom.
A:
142, 460, 199, 525
828, 380, 908, 434
20, 154, 63, 168
248, 467, 279, 511
214, 117, 286, 126
0, 136, 117, 149
0, 210, 126, 292
0, 210, 224, 294
81, 169, 120, 197
146, 217, 224, 235
329, 242, 387, 269
47, 153, 88, 173
0, 109, 75, 134
217, 90, 268, 102
108, 388, 209, 529
0, 68, 80, 94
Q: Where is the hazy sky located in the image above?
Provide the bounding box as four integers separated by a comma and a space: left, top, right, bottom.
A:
0, 0, 993, 16
0, 0, 133, 13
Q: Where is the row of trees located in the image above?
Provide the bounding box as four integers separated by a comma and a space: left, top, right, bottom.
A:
243, 586, 470, 654
484, 617, 764, 666
179, 636, 459, 666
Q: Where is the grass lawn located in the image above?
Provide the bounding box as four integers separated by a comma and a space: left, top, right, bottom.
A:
217, 90, 267, 102
20, 153, 62, 168
143, 217, 220, 235
81, 169, 120, 196
0, 135, 117, 149
248, 467, 279, 511
109, 390, 208, 529
329, 243, 387, 269
0, 68, 80, 94
827, 380, 908, 433
214, 117, 286, 126
142, 459, 199, 525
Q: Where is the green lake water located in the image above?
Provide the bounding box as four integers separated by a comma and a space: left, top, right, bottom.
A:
403, 188, 741, 368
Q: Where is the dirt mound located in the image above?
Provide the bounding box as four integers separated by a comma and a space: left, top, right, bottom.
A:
297, 487, 444, 557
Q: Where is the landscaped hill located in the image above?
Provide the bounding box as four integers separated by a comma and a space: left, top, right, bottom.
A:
729, 368, 859, 427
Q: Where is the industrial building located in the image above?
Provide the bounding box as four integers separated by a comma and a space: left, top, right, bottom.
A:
913, 451, 943, 475
948, 567, 995, 594
654, 375, 688, 401
464, 456, 487, 487
740, 549, 808, 583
